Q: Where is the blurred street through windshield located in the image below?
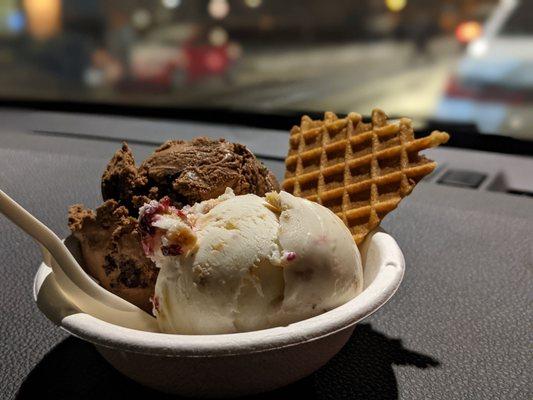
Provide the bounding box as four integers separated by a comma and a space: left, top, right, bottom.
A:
0, 0, 531, 139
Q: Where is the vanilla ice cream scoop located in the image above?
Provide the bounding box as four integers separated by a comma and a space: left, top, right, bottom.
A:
139, 189, 363, 334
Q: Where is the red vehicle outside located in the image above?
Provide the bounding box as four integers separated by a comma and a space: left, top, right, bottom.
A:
128, 25, 240, 90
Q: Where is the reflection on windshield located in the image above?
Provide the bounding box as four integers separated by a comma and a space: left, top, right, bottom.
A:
0, 0, 531, 140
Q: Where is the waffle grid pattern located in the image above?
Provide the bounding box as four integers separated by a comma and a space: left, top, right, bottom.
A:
283, 109, 449, 244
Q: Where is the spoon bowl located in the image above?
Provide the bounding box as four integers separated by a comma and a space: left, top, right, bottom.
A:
0, 189, 157, 331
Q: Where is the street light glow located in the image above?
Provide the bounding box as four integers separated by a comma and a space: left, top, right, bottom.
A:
23, 0, 61, 39
245, 0, 262, 8
208, 0, 230, 20
455, 21, 482, 44
132, 9, 151, 29
162, 0, 181, 9
209, 27, 229, 46
385, 0, 407, 12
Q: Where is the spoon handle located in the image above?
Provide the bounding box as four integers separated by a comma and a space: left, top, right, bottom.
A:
0, 189, 135, 312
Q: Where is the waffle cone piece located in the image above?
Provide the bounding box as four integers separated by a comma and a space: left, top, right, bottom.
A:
283, 109, 449, 244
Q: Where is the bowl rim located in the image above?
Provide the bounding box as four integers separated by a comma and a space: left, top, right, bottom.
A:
34, 230, 404, 357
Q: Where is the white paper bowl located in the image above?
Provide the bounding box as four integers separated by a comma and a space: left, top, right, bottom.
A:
33, 230, 404, 398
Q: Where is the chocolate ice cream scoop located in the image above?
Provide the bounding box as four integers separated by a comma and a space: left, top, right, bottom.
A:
101, 143, 143, 213
137, 138, 279, 206
70, 137, 279, 313
68, 201, 157, 313
102, 138, 279, 215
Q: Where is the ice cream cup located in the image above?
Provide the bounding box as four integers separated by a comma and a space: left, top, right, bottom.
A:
33, 229, 404, 398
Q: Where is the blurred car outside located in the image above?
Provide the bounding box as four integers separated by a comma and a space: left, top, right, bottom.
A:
436, 0, 533, 140
128, 24, 242, 91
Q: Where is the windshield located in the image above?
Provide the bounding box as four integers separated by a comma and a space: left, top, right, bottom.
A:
0, 0, 532, 141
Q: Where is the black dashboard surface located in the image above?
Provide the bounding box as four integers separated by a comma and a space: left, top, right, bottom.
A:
1, 124, 531, 400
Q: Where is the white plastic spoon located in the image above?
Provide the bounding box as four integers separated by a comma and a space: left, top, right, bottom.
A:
0, 189, 159, 332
